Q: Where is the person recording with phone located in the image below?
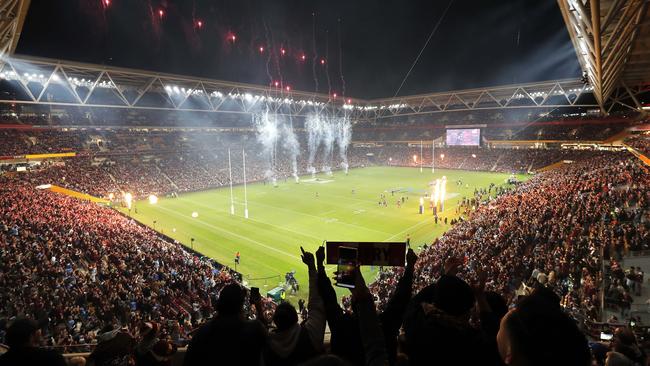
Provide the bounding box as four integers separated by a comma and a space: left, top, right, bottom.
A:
316, 245, 418, 366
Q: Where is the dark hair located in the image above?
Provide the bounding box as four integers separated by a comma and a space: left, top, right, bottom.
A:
6, 318, 38, 348
216, 283, 245, 315
433, 275, 475, 316
504, 294, 591, 366
273, 302, 298, 331
485, 291, 508, 320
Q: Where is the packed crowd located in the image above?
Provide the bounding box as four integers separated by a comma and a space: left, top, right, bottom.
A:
371, 150, 649, 361
0, 179, 269, 355
0, 145, 647, 365
383, 145, 610, 173
626, 134, 650, 156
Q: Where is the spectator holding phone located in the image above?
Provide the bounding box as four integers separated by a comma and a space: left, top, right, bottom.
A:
263, 247, 325, 366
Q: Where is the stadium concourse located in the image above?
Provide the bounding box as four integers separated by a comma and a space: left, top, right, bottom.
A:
0, 108, 648, 366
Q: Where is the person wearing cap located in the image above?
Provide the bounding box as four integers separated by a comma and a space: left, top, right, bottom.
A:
0, 318, 66, 366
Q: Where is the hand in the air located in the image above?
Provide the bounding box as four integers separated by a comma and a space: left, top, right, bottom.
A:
300, 247, 315, 269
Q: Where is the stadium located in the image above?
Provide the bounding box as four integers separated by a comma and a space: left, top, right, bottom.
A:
0, 0, 649, 365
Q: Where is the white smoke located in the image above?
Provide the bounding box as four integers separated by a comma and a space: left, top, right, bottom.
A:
253, 110, 279, 183
305, 113, 352, 176
279, 120, 300, 183
335, 116, 352, 174
305, 114, 323, 177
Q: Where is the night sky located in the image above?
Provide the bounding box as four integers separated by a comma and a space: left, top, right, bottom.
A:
17, 0, 581, 99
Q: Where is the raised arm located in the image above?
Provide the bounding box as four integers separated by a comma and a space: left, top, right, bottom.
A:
315, 246, 345, 331
301, 246, 326, 350
379, 248, 417, 365
351, 268, 388, 366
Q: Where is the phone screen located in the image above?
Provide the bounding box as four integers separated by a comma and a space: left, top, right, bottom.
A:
250, 287, 261, 302
600, 332, 613, 341
335, 246, 358, 288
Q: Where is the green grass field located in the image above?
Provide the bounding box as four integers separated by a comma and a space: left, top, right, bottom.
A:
124, 167, 524, 300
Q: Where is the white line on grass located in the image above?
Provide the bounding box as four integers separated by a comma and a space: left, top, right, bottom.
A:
162, 226, 282, 275
155, 205, 302, 261
183, 199, 323, 242
185, 195, 391, 237
383, 218, 432, 242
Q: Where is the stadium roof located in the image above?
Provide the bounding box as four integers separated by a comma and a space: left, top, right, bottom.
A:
1, 55, 645, 120
0, 1, 646, 120
557, 0, 650, 110
0, 0, 30, 57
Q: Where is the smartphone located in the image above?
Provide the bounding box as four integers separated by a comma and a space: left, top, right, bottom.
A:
600, 332, 613, 341
335, 246, 358, 288
250, 287, 261, 303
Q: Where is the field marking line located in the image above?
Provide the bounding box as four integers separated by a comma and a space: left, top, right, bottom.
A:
183, 199, 323, 241
148, 220, 282, 275
184, 194, 392, 236
155, 205, 302, 261
383, 218, 432, 242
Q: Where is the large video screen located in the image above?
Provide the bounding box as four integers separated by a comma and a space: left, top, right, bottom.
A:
446, 128, 481, 146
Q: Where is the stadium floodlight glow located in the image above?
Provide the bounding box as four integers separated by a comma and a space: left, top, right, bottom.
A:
191, 211, 199, 218
173, 86, 180, 93
244, 93, 253, 101
148, 194, 158, 205
165, 85, 172, 92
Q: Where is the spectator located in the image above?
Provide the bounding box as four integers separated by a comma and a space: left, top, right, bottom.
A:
0, 318, 66, 366
264, 248, 325, 365
609, 327, 647, 366
403, 257, 489, 366
496, 291, 591, 366
183, 284, 267, 366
